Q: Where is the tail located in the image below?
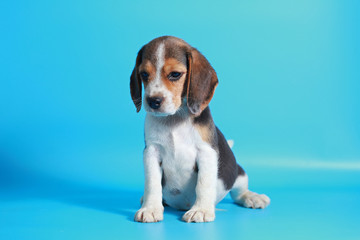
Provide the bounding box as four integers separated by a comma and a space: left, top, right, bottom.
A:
227, 139, 234, 149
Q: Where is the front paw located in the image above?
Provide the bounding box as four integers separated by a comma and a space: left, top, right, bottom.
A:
134, 206, 164, 223
182, 207, 215, 223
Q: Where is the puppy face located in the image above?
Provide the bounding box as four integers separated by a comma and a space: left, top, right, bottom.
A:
130, 36, 218, 116
139, 43, 187, 116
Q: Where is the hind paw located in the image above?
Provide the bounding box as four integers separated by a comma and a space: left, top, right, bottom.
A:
235, 191, 270, 209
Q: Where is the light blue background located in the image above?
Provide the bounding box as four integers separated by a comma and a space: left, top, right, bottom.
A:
0, 0, 359, 239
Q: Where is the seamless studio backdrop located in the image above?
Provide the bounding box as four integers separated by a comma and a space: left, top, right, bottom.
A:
0, 0, 359, 240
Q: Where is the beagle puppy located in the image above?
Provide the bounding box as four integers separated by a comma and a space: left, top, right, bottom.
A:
130, 36, 270, 223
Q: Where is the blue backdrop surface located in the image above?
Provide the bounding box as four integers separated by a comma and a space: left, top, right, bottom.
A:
0, 0, 359, 239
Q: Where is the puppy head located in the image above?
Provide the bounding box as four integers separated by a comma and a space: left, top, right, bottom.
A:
130, 36, 218, 116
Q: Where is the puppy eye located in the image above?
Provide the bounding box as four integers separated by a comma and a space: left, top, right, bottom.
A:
168, 72, 182, 81
140, 71, 149, 81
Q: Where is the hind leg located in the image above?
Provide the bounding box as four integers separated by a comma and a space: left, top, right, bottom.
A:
230, 173, 270, 209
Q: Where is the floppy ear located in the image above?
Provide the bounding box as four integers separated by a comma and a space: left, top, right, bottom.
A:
130, 48, 144, 112
186, 48, 218, 115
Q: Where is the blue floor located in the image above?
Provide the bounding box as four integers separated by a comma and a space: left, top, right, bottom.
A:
1, 0, 360, 239
1, 168, 359, 240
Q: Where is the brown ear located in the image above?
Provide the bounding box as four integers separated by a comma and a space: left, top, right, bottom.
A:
186, 48, 218, 115
130, 47, 144, 112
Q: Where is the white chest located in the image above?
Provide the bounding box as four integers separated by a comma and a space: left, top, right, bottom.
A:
145, 116, 200, 170
145, 115, 204, 209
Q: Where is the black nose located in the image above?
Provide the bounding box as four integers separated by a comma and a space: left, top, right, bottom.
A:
147, 96, 163, 110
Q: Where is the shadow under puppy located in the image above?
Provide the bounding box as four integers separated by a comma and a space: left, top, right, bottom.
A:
130, 36, 270, 223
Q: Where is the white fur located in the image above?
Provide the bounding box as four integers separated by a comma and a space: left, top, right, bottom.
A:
216, 180, 229, 205
182, 143, 218, 222
227, 139, 234, 149
134, 145, 164, 222
230, 174, 270, 209
155, 43, 164, 83
135, 114, 228, 222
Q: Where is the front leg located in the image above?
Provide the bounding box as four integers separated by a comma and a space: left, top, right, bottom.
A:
183, 145, 218, 223
134, 145, 164, 223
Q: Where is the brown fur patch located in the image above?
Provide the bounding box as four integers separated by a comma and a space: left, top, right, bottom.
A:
192, 107, 217, 147
161, 58, 187, 110
163, 58, 187, 74
194, 124, 212, 144
138, 60, 156, 86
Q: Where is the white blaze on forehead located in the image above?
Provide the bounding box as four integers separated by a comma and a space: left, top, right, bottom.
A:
155, 43, 165, 84
147, 43, 166, 95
